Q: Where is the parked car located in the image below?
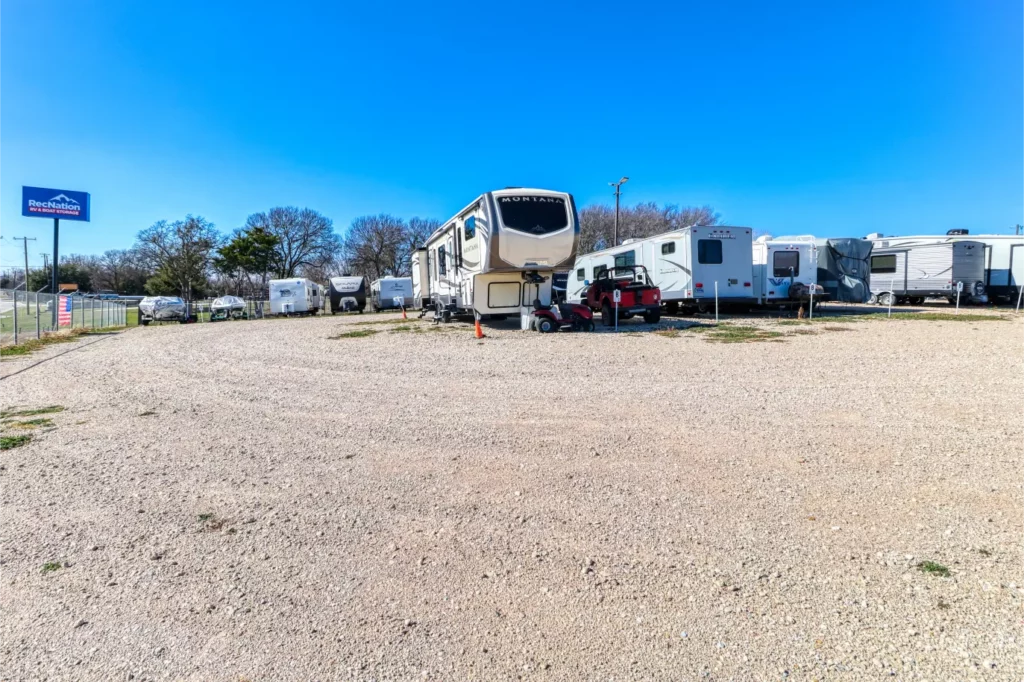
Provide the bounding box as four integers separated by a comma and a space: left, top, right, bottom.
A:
583, 265, 662, 326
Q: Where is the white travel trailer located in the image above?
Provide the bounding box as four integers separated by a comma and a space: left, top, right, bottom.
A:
751, 236, 823, 306
269, 278, 322, 315
370, 277, 414, 311
944, 232, 1023, 303
567, 226, 755, 313
420, 188, 580, 326
864, 234, 987, 305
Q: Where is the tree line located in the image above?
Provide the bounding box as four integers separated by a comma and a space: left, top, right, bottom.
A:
4, 200, 720, 297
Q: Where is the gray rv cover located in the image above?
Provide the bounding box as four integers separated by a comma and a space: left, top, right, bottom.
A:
815, 238, 873, 303
138, 296, 187, 321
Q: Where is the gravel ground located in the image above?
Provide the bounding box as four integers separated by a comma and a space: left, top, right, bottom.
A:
1, 309, 1021, 681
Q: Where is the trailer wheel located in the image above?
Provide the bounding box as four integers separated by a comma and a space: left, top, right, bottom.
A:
644, 310, 661, 324
601, 302, 614, 327
878, 292, 895, 307
140, 319, 150, 326
909, 297, 925, 306
665, 301, 679, 315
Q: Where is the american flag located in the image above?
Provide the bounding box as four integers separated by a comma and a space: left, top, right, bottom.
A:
58, 295, 72, 326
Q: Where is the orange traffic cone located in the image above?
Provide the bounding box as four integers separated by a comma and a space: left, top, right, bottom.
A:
402, 306, 407, 320
474, 319, 485, 339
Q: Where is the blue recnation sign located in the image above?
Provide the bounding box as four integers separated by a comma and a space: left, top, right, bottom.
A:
22, 186, 90, 222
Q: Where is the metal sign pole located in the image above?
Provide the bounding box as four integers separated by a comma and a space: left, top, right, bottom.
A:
51, 218, 59, 327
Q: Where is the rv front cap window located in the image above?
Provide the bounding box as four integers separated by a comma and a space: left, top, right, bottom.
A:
497, 195, 569, 235
661, 242, 675, 255
871, 254, 897, 274
697, 239, 723, 264
773, 251, 800, 277
464, 216, 476, 240
438, 245, 446, 275
576, 268, 585, 281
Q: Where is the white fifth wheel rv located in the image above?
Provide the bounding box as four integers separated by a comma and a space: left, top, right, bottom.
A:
751, 236, 824, 306
269, 278, 322, 315
567, 226, 755, 313
420, 188, 580, 327
370, 277, 414, 311
943, 232, 1023, 303
411, 250, 430, 309
864, 235, 987, 305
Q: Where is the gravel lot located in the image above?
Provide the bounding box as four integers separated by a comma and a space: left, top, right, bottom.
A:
2, 309, 1021, 681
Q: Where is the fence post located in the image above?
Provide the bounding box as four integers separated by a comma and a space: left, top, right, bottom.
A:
35, 292, 41, 339
714, 281, 719, 324
13, 289, 19, 345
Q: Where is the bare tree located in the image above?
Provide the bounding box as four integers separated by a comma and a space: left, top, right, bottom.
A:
244, 207, 342, 278
578, 202, 721, 253
343, 214, 407, 280
402, 217, 439, 275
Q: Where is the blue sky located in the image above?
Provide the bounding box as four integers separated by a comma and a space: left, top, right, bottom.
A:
2, 0, 1021, 268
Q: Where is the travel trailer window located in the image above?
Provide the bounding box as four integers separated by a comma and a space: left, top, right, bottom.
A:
773, 251, 800, 277
464, 217, 476, 240
871, 255, 896, 274
576, 268, 585, 281
438, 246, 446, 275
661, 242, 675, 255
614, 250, 636, 268
698, 239, 723, 264
594, 264, 607, 280
497, 196, 569, 235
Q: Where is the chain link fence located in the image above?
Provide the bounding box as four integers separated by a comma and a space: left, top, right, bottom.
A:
0, 289, 129, 346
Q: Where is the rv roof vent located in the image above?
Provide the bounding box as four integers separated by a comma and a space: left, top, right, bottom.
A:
865, 232, 885, 239
947, 229, 969, 235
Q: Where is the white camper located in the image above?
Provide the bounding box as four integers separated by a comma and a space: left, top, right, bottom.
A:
269, 278, 322, 315
567, 226, 755, 313
751, 236, 824, 306
943, 232, 1023, 303
370, 277, 414, 311
864, 235, 987, 305
421, 188, 580, 327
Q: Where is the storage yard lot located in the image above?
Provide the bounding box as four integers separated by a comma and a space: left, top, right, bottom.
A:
1, 311, 1021, 680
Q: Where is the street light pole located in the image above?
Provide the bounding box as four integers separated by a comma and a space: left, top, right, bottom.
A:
608, 177, 629, 246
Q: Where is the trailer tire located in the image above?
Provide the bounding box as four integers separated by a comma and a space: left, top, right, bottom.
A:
140, 319, 150, 326
644, 310, 661, 324
601, 302, 614, 327
878, 292, 895, 307
909, 297, 925, 306
868, 293, 878, 305
665, 301, 679, 315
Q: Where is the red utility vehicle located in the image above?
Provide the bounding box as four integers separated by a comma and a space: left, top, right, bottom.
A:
584, 265, 662, 326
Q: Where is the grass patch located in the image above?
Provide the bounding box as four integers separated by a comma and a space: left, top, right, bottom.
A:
1, 434, 32, 450
331, 329, 381, 339
777, 320, 810, 326
353, 318, 417, 326
1, 406, 65, 419
917, 560, 951, 577
41, 562, 62, 574
653, 328, 680, 338
821, 325, 855, 332
3, 417, 55, 430
706, 325, 785, 343
791, 329, 817, 335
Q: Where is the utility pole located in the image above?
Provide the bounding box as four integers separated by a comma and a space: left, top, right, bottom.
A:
608, 177, 629, 246
41, 253, 50, 275
12, 237, 36, 289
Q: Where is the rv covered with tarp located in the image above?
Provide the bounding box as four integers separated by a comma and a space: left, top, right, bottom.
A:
814, 238, 873, 303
